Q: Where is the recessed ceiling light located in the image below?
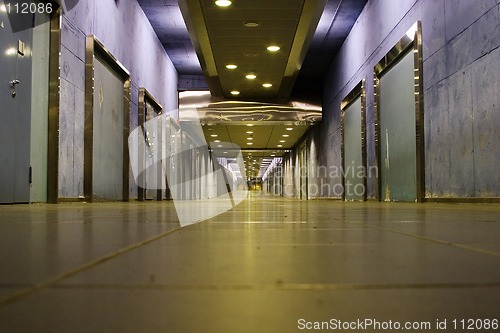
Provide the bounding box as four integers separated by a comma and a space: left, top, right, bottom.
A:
247, 137, 253, 140
247, 142, 253, 145
282, 134, 289, 137
271, 154, 276, 157
246, 73, 257, 80
244, 21, 260, 28
286, 127, 293, 131
215, 0, 232, 7
277, 145, 283, 147
262, 83, 273, 88
214, 140, 221, 142
231, 90, 240, 95
226, 64, 237, 69
279, 140, 286, 143
267, 45, 280, 52
218, 145, 223, 147
211, 134, 218, 137
246, 131, 253, 134
247, 124, 254, 127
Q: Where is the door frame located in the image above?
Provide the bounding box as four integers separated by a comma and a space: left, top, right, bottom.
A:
374, 21, 425, 203
341, 80, 367, 201
138, 87, 163, 202
84, 35, 131, 202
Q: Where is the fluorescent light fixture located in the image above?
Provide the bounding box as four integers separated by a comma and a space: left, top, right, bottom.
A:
277, 145, 283, 147
279, 140, 286, 143
262, 83, 273, 88
214, 140, 221, 143
282, 134, 289, 137
215, 0, 232, 7
211, 134, 218, 137
231, 90, 240, 95
244, 21, 260, 28
267, 45, 280, 52
247, 142, 253, 145
226, 64, 237, 69
246, 124, 254, 127
246, 131, 253, 134
246, 73, 257, 80
286, 127, 293, 131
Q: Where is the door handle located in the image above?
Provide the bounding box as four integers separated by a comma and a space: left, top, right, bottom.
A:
10, 80, 20, 87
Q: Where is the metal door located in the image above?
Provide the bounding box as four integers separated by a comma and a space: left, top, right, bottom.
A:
144, 101, 158, 200
299, 145, 308, 200
379, 50, 416, 201
343, 97, 364, 201
0, 7, 32, 203
92, 57, 124, 200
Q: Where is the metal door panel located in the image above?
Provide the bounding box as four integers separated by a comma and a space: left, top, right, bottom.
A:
0, 6, 32, 203
92, 57, 124, 200
379, 51, 416, 201
343, 97, 364, 201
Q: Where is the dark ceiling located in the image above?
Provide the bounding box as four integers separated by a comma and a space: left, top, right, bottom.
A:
137, 0, 367, 98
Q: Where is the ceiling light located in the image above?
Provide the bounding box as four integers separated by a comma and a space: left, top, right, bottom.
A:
214, 140, 221, 142
277, 145, 283, 147
247, 124, 254, 127
262, 83, 273, 88
218, 145, 223, 147
246, 131, 253, 134
282, 134, 289, 137
231, 90, 240, 95
246, 72, 257, 80
247, 142, 253, 145
215, 0, 232, 7
211, 134, 218, 137
279, 140, 286, 143
244, 21, 260, 28
247, 137, 253, 140
286, 127, 293, 131
226, 64, 237, 69
267, 45, 280, 52
271, 155, 276, 157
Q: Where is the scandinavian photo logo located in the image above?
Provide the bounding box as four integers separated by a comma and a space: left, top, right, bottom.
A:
128, 108, 248, 227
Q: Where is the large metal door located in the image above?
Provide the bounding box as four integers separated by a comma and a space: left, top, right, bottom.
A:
299, 145, 308, 200
343, 97, 364, 201
92, 57, 124, 200
379, 50, 416, 202
144, 101, 159, 200
0, 6, 32, 203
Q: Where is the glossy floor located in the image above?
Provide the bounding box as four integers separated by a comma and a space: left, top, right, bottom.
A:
0, 196, 499, 332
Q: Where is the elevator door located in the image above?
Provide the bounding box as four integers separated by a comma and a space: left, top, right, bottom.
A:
92, 57, 124, 200
144, 101, 159, 200
0, 9, 33, 203
379, 50, 416, 201
299, 145, 308, 200
343, 97, 364, 201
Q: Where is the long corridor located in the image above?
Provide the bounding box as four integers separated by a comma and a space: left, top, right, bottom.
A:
0, 196, 499, 332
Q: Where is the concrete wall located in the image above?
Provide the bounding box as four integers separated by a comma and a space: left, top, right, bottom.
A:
58, 0, 178, 199
285, 0, 499, 199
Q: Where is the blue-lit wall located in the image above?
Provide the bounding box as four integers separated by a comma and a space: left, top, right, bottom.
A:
289, 0, 500, 199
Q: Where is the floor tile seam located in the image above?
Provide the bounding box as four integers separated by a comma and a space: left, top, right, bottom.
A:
355, 223, 500, 258
0, 226, 184, 308
50, 282, 500, 292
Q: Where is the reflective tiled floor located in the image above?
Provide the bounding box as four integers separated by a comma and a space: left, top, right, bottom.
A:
0, 195, 499, 332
